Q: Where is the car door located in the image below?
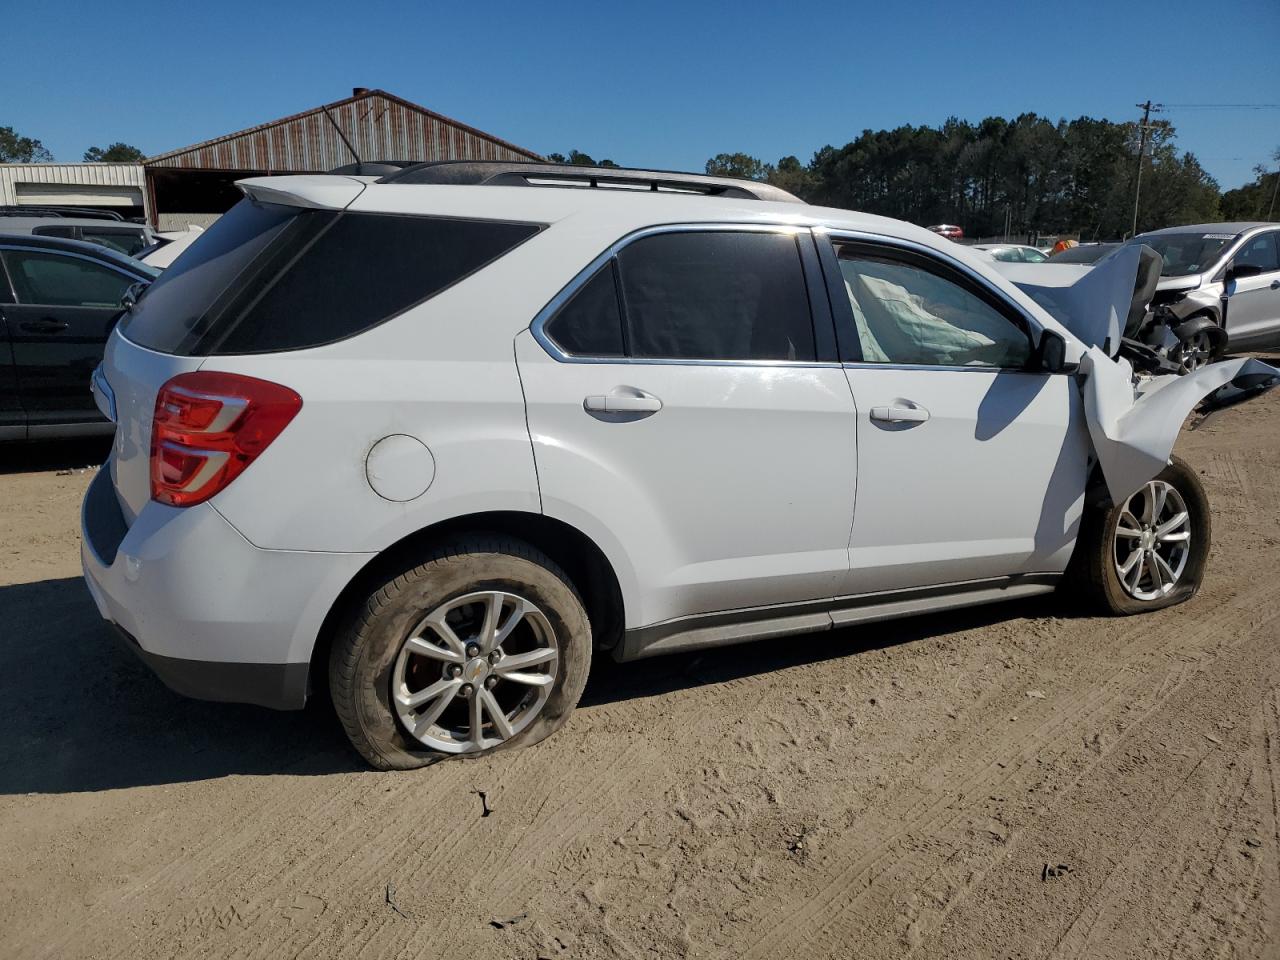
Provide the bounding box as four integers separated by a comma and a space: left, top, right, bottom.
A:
820, 234, 1091, 598
516, 225, 858, 629
0, 258, 25, 439
1222, 230, 1280, 350
0, 245, 136, 428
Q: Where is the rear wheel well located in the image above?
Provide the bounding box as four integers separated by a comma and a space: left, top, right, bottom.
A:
307, 512, 625, 703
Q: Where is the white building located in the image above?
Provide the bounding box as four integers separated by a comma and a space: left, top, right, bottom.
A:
0, 163, 148, 221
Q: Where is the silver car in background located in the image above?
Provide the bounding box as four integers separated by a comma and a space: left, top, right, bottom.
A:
1127, 222, 1280, 369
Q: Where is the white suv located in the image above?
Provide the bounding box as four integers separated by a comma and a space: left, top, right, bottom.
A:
81, 162, 1275, 769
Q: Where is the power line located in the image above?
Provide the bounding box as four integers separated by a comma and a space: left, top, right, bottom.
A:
1160, 103, 1280, 110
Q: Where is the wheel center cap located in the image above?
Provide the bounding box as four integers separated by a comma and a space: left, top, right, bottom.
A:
463, 658, 489, 684
1141, 529, 1155, 550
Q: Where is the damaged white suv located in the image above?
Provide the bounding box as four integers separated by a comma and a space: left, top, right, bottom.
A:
81, 162, 1278, 769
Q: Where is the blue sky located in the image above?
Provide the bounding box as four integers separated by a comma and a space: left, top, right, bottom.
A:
7, 0, 1278, 188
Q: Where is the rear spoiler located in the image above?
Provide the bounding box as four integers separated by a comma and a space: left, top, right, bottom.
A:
236, 175, 368, 211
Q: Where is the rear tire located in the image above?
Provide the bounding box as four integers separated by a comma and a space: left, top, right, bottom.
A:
1073, 456, 1210, 615
329, 536, 591, 770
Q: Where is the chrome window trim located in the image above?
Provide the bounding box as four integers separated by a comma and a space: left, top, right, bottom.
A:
840, 361, 1050, 375
529, 222, 841, 368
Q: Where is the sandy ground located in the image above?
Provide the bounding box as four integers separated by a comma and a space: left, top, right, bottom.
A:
2, 382, 1279, 960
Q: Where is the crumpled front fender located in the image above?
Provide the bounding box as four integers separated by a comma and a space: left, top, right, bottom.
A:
1080, 347, 1280, 504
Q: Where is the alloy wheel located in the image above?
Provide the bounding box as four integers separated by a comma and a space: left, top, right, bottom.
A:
1112, 480, 1192, 601
392, 591, 558, 753
1175, 330, 1213, 373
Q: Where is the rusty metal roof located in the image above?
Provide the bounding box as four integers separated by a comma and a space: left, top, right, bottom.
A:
145, 89, 541, 171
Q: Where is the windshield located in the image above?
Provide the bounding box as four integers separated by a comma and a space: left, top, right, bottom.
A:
1127, 232, 1235, 277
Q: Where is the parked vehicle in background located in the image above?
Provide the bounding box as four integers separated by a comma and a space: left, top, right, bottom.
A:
0, 207, 154, 257
1050, 243, 1121, 264
1124, 222, 1280, 366
927, 223, 963, 240
0, 234, 157, 439
973, 244, 1049, 263
136, 225, 204, 269
80, 161, 1277, 771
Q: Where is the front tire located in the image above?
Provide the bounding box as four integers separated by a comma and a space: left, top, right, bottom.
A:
329, 536, 592, 770
1172, 328, 1216, 373
1075, 456, 1210, 615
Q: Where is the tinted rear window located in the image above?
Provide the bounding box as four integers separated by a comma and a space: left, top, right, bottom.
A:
120, 199, 540, 355
544, 261, 625, 357
617, 231, 815, 361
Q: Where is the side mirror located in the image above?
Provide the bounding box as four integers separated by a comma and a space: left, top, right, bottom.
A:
120, 280, 148, 309
1035, 330, 1072, 374
1225, 262, 1263, 283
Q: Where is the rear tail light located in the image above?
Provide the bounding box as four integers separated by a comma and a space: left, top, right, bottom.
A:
150, 371, 302, 507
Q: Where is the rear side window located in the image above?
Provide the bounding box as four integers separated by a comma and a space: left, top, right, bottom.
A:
121, 199, 541, 355
2, 250, 133, 307
80, 227, 148, 257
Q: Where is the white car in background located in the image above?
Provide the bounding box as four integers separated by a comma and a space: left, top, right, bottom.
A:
80, 162, 1277, 770
973, 243, 1049, 263
136, 225, 204, 269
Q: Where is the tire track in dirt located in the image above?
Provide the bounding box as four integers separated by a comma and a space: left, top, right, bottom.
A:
739, 576, 1280, 960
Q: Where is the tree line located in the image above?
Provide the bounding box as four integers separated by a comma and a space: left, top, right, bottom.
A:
1, 127, 146, 164
702, 115, 1277, 239
6, 118, 1275, 233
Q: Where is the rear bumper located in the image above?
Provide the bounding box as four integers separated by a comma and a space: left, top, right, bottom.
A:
108, 622, 310, 709
81, 466, 372, 710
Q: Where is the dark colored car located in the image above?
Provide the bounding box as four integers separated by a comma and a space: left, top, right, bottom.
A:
0, 207, 155, 257
0, 233, 157, 440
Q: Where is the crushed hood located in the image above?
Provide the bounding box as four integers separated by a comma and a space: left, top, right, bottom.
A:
990, 245, 1151, 355
1081, 349, 1280, 504
992, 248, 1280, 503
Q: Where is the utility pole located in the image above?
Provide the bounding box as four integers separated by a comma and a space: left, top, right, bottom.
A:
1131, 100, 1161, 237
1269, 165, 1279, 220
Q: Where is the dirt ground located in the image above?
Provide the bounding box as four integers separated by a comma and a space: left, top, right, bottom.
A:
2, 382, 1280, 960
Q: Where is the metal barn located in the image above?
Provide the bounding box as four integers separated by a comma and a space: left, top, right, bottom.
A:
143, 88, 540, 229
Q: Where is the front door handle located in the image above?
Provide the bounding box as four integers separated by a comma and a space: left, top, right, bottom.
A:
583, 390, 663, 414
19, 319, 69, 333
870, 402, 930, 424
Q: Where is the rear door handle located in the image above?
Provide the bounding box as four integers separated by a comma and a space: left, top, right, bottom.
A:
1270, 279, 1280, 289
870, 402, 930, 424
19, 319, 69, 333
583, 391, 663, 414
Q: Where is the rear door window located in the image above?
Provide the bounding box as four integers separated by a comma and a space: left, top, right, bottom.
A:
615, 231, 815, 361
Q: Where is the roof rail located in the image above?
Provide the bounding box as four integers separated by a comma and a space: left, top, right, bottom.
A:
377, 160, 804, 203
328, 160, 421, 176
0, 205, 126, 221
